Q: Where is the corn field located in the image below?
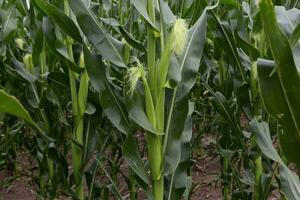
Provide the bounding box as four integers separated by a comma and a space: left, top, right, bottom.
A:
1, 0, 300, 199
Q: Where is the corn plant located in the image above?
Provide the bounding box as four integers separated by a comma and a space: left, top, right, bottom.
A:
251, 0, 300, 199
3, 0, 300, 199
16, 0, 213, 199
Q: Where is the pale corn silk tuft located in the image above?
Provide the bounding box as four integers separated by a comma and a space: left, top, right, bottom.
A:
15, 38, 25, 50
126, 62, 144, 96
170, 19, 188, 55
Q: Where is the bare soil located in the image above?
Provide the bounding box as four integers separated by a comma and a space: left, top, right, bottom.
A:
0, 154, 35, 200
0, 172, 34, 200
0, 153, 222, 200
191, 155, 222, 200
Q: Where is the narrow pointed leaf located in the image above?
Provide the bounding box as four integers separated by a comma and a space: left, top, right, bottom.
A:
259, 0, 300, 165
42, 17, 83, 73
32, 0, 82, 42
83, 46, 129, 134
123, 132, 149, 185
257, 59, 300, 165
1, 5, 17, 42
275, 6, 300, 71
127, 89, 162, 135
129, 0, 159, 30
99, 17, 146, 52
168, 103, 194, 200
164, 7, 212, 175
0, 89, 40, 131
250, 119, 300, 200
68, 0, 126, 67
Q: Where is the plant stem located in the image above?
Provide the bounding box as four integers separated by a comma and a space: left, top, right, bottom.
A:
147, 0, 157, 102
40, 37, 47, 75
142, 76, 163, 199
118, 0, 123, 25
180, 0, 185, 17
64, 1, 85, 199
39, 37, 54, 182
146, 0, 164, 198
129, 169, 137, 200
157, 0, 166, 52
222, 156, 229, 200
254, 155, 262, 200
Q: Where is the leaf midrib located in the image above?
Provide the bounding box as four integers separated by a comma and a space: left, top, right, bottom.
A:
77, 0, 125, 66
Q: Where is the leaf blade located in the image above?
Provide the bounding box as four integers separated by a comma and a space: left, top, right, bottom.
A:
0, 89, 40, 131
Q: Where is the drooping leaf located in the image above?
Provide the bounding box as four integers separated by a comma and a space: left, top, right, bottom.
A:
119, 27, 146, 53
259, 0, 300, 165
164, 5, 215, 175
83, 46, 129, 134
127, 88, 162, 135
42, 17, 83, 73
168, 102, 194, 200
11, 58, 37, 83
99, 17, 146, 52
275, 6, 300, 71
0, 5, 17, 42
32, 0, 82, 42
250, 119, 300, 200
275, 6, 300, 38
210, 12, 246, 81
68, 0, 126, 67
256, 59, 300, 165
129, 0, 159, 30
0, 89, 40, 131
123, 132, 149, 185
291, 23, 300, 46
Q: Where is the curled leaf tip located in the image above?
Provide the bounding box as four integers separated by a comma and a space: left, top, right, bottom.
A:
170, 18, 188, 55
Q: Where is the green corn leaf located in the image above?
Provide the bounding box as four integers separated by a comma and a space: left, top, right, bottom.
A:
83, 47, 150, 188
123, 132, 149, 185
127, 89, 162, 135
129, 0, 159, 31
32, 0, 82, 43
259, 0, 300, 165
83, 46, 129, 134
163, 6, 213, 175
291, 23, 300, 46
210, 12, 246, 81
11, 58, 37, 83
99, 17, 146, 52
68, 0, 126, 67
119, 27, 147, 53
275, 6, 300, 71
210, 92, 242, 135
167, 102, 194, 200
0, 89, 40, 132
257, 59, 300, 165
250, 119, 300, 200
42, 17, 83, 74
0, 5, 17, 42
275, 6, 300, 38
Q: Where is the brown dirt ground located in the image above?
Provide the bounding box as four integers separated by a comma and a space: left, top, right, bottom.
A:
0, 153, 222, 200
0, 154, 35, 200
0, 172, 34, 200
190, 155, 222, 200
